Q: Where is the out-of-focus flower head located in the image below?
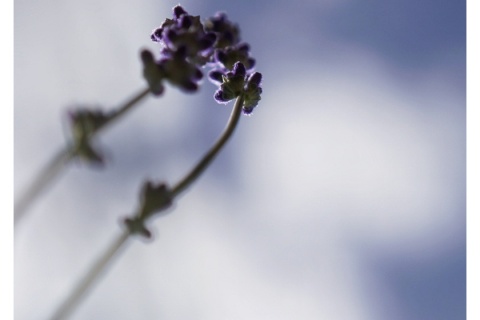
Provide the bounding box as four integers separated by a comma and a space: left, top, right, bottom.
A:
68, 108, 110, 165
151, 5, 216, 66
204, 12, 240, 48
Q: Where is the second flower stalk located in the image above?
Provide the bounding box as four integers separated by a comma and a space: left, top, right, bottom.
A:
48, 5, 263, 319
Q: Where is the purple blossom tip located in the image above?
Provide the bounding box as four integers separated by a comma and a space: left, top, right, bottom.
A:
165, 28, 178, 42
208, 70, 224, 84
199, 33, 217, 50
243, 107, 254, 115
237, 43, 250, 52
232, 62, 246, 77
173, 5, 187, 18
248, 72, 262, 86
215, 50, 228, 65
180, 80, 198, 92
193, 68, 203, 80
179, 15, 192, 29
175, 45, 188, 57
151, 28, 163, 42
214, 89, 230, 103
223, 31, 235, 44
140, 49, 155, 64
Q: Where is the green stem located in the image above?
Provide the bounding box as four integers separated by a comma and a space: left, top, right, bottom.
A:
14, 146, 75, 225
97, 87, 151, 133
170, 95, 244, 198
47, 95, 244, 320
14, 87, 151, 227
49, 230, 130, 320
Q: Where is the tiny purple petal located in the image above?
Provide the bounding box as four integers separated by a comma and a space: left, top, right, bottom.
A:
193, 68, 203, 80
199, 33, 217, 50
165, 28, 178, 42
208, 70, 224, 83
246, 58, 256, 69
151, 28, 163, 41
214, 89, 230, 103
243, 107, 254, 115
215, 50, 227, 65
237, 43, 250, 52
233, 62, 246, 77
175, 45, 188, 57
223, 31, 234, 44
181, 80, 198, 92
248, 72, 262, 86
140, 49, 155, 64
179, 15, 192, 29
173, 5, 187, 19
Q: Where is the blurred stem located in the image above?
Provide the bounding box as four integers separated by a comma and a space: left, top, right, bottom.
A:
48, 95, 244, 319
49, 230, 130, 320
97, 87, 151, 133
14, 87, 151, 227
14, 146, 75, 225
170, 94, 244, 197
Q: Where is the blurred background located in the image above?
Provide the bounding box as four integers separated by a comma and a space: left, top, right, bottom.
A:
14, 0, 465, 319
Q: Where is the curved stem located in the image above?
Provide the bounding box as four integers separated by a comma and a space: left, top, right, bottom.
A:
170, 95, 244, 198
14, 87, 151, 226
49, 230, 130, 320
48, 95, 244, 320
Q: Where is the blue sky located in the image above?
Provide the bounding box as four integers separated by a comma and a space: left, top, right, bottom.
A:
14, 0, 466, 319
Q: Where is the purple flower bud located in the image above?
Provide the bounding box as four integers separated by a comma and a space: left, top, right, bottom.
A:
211, 12, 228, 30
140, 49, 155, 64
173, 5, 187, 19
193, 67, 203, 80
181, 80, 198, 92
175, 45, 188, 58
151, 28, 163, 42
165, 28, 178, 43
179, 15, 192, 29
208, 70, 224, 84
214, 89, 230, 103
248, 72, 262, 86
213, 86, 237, 104
246, 58, 256, 69
237, 43, 250, 53
243, 107, 254, 115
232, 62, 246, 77
199, 33, 217, 50
223, 31, 235, 45
215, 50, 228, 65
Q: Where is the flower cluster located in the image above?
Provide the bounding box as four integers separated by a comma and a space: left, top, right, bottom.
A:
142, 5, 263, 114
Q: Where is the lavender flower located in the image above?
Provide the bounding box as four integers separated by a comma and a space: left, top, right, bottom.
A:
213, 43, 255, 71
214, 62, 263, 114
151, 5, 216, 65
158, 46, 204, 92
204, 12, 240, 48
144, 5, 263, 113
